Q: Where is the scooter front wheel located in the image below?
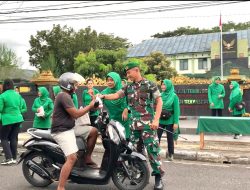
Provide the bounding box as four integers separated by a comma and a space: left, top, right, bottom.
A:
112, 159, 150, 190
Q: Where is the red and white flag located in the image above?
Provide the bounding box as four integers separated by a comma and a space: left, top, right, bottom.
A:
219, 13, 222, 31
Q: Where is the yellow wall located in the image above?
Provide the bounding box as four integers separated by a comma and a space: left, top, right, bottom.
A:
237, 39, 248, 58
211, 41, 220, 59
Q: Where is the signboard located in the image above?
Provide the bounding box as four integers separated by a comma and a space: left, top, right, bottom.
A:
174, 84, 244, 116
222, 33, 237, 59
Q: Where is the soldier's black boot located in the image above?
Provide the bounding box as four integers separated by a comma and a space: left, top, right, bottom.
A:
154, 174, 164, 190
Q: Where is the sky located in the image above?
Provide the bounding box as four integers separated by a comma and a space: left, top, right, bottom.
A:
0, 1, 250, 70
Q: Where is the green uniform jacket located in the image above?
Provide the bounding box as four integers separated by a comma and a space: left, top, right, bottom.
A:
19, 96, 27, 128
0, 89, 24, 125
32, 87, 54, 129
159, 79, 180, 125
20, 97, 27, 114
82, 88, 100, 116
159, 95, 180, 125
229, 81, 245, 116
101, 72, 130, 138
208, 79, 225, 109
159, 79, 181, 140
72, 93, 78, 109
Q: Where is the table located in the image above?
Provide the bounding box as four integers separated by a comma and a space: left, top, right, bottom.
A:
196, 116, 250, 149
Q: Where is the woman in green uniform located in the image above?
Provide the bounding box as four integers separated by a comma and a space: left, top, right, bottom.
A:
32, 87, 54, 130
0, 79, 24, 165
158, 79, 180, 161
101, 72, 130, 139
228, 81, 246, 139
208, 76, 225, 116
82, 79, 100, 128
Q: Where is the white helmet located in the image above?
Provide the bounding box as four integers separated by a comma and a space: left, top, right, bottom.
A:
59, 72, 84, 92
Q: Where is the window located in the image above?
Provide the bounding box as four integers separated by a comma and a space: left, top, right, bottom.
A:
179, 59, 188, 70
198, 58, 207, 70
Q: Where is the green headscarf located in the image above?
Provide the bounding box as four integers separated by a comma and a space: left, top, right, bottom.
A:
210, 76, 221, 86
38, 87, 49, 104
209, 76, 223, 94
161, 79, 176, 108
53, 86, 61, 97
102, 72, 123, 105
229, 81, 241, 100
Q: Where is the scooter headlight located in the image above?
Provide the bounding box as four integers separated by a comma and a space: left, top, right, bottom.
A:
107, 125, 120, 145
115, 121, 126, 141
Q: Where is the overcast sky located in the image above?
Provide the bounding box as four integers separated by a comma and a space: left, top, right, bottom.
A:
0, 1, 250, 70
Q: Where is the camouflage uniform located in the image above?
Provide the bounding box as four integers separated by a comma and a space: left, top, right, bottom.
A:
117, 79, 162, 176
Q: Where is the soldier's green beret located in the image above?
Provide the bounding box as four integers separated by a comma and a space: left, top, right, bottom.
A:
124, 61, 140, 73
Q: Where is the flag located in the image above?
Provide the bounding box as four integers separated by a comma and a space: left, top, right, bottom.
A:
219, 13, 222, 31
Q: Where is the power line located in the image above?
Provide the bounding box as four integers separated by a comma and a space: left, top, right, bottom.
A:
0, 1, 139, 14
0, 1, 245, 24
0, 1, 101, 11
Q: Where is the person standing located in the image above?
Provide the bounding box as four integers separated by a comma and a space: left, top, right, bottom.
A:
158, 79, 180, 161
82, 78, 100, 128
101, 72, 130, 139
228, 81, 246, 139
208, 76, 225, 116
0, 79, 24, 165
98, 61, 165, 190
32, 87, 54, 130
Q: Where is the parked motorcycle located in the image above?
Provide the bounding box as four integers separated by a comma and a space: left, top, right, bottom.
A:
18, 107, 150, 190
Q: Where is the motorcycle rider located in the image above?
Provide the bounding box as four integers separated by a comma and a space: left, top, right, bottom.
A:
51, 72, 98, 190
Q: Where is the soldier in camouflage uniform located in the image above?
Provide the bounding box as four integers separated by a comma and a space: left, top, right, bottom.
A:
98, 61, 164, 190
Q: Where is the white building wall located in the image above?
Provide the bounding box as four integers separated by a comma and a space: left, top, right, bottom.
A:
170, 52, 211, 74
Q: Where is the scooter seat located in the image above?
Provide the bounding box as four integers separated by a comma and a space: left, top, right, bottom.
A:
32, 129, 55, 142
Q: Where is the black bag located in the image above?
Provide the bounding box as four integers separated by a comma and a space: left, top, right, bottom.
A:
160, 109, 172, 120
235, 101, 246, 111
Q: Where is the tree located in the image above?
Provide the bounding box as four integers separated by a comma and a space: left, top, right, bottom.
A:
0, 43, 26, 80
143, 51, 177, 80
73, 26, 98, 53
95, 48, 127, 77
152, 21, 250, 38
28, 25, 130, 77
0, 43, 19, 67
40, 51, 57, 72
28, 24, 76, 76
97, 33, 130, 50
74, 50, 99, 78
74, 48, 128, 79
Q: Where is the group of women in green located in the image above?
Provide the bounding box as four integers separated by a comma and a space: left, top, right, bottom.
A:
208, 77, 246, 139
0, 72, 181, 165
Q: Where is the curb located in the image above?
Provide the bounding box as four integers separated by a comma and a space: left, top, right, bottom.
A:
17, 140, 250, 165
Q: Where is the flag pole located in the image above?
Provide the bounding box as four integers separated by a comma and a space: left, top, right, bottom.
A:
220, 12, 223, 80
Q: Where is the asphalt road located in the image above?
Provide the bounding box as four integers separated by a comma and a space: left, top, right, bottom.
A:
0, 152, 250, 190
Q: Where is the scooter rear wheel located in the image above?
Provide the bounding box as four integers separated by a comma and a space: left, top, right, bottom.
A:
22, 152, 54, 187
112, 159, 150, 190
